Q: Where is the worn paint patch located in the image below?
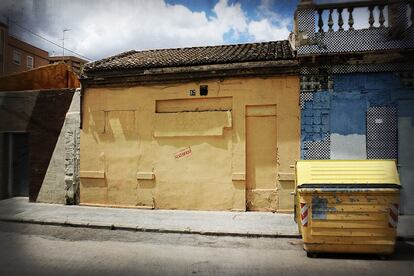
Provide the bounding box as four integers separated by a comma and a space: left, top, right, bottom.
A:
334, 195, 342, 204
246, 189, 278, 212
154, 111, 232, 137
312, 196, 336, 220
330, 133, 367, 160
349, 197, 360, 203
330, 95, 366, 135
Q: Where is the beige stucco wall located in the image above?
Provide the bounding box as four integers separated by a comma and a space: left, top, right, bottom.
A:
80, 75, 300, 212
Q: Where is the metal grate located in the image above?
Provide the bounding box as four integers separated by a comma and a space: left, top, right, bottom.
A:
300, 92, 314, 109
366, 106, 398, 159
303, 133, 331, 160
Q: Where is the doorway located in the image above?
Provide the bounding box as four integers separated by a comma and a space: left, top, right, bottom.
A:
245, 105, 278, 211
398, 100, 414, 214
0, 133, 29, 199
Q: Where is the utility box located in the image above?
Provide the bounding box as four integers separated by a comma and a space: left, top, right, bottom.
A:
294, 160, 400, 257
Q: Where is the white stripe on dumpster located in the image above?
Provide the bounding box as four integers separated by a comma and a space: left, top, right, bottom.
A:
388, 203, 399, 228
300, 203, 308, 227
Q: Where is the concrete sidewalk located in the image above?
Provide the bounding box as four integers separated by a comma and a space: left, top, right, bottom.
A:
0, 197, 299, 237
1, 197, 413, 239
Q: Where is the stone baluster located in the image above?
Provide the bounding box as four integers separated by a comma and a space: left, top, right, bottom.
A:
338, 8, 344, 31
318, 9, 324, 33
378, 5, 385, 27
328, 9, 334, 32
348, 7, 354, 30
369, 6, 375, 28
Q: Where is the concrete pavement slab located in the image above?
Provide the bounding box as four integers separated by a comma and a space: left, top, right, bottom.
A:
1, 197, 413, 239
0, 197, 299, 237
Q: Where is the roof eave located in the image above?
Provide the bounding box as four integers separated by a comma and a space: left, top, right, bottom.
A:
81, 59, 298, 87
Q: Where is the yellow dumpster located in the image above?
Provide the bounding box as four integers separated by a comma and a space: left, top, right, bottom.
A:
294, 160, 400, 257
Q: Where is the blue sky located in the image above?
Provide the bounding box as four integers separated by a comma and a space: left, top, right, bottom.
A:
0, 0, 300, 61
167, 0, 297, 26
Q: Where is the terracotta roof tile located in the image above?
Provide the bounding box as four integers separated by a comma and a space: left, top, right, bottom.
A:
84, 40, 294, 74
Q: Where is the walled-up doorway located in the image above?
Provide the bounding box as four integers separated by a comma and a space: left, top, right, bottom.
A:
246, 105, 278, 211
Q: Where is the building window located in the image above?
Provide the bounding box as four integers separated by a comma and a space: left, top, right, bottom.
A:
27, 56, 34, 69
13, 50, 21, 65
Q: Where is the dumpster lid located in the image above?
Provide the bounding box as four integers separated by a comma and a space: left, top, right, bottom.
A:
296, 160, 400, 187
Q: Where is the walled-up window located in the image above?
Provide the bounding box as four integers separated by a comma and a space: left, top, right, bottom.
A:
27, 56, 34, 69
13, 50, 21, 65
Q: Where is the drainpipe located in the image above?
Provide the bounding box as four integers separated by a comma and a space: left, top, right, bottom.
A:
7, 134, 13, 197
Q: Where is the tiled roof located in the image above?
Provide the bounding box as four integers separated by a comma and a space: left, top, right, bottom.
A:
83, 40, 294, 74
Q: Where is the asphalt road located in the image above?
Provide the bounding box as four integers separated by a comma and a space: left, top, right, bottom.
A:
0, 221, 413, 276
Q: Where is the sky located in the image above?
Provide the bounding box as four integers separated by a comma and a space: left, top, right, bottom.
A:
0, 0, 300, 61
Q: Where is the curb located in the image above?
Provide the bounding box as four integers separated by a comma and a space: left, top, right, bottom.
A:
1, 218, 413, 240
0, 218, 302, 239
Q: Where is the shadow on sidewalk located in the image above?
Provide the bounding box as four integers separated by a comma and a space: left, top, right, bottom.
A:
305, 241, 414, 261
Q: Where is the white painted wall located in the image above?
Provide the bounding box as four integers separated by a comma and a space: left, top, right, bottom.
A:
330, 133, 367, 160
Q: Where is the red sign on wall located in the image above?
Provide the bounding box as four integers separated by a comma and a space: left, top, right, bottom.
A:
174, 147, 192, 160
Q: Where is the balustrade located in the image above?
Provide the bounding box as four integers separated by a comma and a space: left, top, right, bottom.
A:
314, 2, 391, 33
295, 1, 414, 55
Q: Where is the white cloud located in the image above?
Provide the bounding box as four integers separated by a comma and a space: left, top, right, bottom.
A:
247, 0, 292, 42
211, 0, 247, 39
248, 19, 290, 41
0, 0, 293, 61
